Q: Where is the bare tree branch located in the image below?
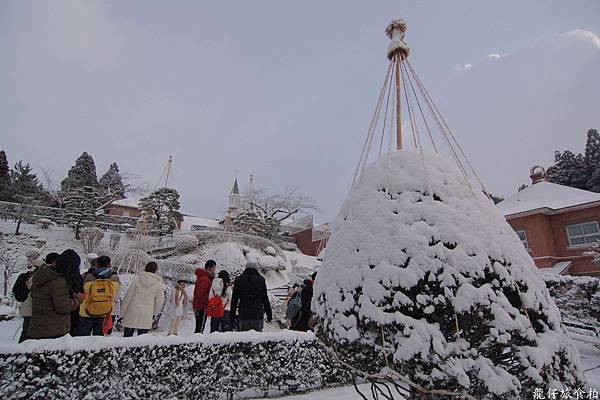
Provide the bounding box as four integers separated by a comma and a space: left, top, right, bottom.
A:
240, 185, 319, 223
39, 166, 63, 207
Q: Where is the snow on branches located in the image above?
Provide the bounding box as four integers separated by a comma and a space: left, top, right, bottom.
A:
314, 151, 584, 398
242, 186, 318, 224
139, 188, 181, 236
79, 227, 104, 254
585, 239, 600, 265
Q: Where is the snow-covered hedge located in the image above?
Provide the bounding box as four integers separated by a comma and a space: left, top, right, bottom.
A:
0, 332, 350, 400
0, 200, 138, 232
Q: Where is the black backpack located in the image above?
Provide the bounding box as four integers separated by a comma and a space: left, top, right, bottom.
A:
13, 271, 33, 302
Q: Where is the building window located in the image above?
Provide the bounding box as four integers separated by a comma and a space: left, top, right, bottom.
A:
566, 221, 600, 247
515, 229, 529, 249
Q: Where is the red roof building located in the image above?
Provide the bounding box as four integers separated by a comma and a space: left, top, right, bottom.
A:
497, 166, 600, 277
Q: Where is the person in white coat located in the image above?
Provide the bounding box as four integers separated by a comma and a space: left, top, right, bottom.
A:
209, 270, 233, 332
167, 280, 188, 335
121, 262, 165, 337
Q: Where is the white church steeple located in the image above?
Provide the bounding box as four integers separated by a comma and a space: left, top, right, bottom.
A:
228, 176, 241, 216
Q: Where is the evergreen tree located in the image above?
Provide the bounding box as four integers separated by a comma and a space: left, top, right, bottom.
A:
99, 162, 126, 200
315, 152, 583, 398
10, 161, 44, 200
139, 188, 181, 236
61, 152, 99, 190
546, 150, 588, 189
584, 129, 600, 192
232, 211, 280, 239
0, 150, 11, 201
63, 185, 110, 239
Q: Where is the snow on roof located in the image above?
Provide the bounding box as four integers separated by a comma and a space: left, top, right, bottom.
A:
540, 261, 573, 276
497, 181, 600, 217
179, 215, 221, 231
112, 197, 141, 209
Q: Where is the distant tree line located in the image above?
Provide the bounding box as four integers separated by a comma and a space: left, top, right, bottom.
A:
546, 128, 600, 192
0, 150, 140, 238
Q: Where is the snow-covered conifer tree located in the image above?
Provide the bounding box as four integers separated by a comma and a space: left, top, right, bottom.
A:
314, 151, 584, 398
99, 162, 126, 200
63, 185, 109, 239
584, 129, 600, 192
61, 152, 99, 190
10, 161, 45, 201
139, 187, 181, 236
232, 211, 279, 239
0, 150, 11, 201
547, 150, 589, 190
585, 239, 600, 265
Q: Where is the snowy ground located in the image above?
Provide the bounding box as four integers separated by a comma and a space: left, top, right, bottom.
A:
1, 220, 599, 397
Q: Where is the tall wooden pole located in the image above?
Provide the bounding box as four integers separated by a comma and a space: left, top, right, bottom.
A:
386, 19, 409, 151
165, 155, 173, 188
395, 54, 403, 150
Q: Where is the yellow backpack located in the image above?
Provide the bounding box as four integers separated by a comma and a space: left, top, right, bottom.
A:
86, 279, 114, 317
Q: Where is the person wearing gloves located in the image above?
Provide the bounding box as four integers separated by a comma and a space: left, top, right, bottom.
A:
230, 261, 272, 332
120, 261, 165, 337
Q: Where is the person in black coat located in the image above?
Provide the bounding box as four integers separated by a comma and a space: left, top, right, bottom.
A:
230, 261, 272, 332
290, 279, 313, 332
55, 250, 84, 336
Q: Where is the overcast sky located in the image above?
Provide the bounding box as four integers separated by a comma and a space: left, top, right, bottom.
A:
2, 1, 599, 223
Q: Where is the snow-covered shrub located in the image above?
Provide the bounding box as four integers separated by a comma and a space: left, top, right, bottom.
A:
174, 234, 199, 253
84, 253, 98, 268
34, 239, 46, 249
585, 239, 600, 265
544, 274, 600, 327
80, 227, 104, 254
37, 218, 53, 229
109, 233, 121, 251
200, 242, 248, 277
265, 246, 277, 256
177, 254, 200, 265
314, 151, 584, 398
0, 333, 351, 400
258, 255, 286, 272
126, 227, 137, 239
279, 241, 298, 252
111, 249, 151, 275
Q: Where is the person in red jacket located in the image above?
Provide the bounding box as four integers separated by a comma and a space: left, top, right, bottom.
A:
193, 260, 216, 333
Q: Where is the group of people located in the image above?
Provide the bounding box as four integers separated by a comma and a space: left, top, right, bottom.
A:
191, 260, 273, 334
13, 250, 165, 342
13, 249, 315, 342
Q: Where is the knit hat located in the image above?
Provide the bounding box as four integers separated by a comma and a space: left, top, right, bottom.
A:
245, 261, 258, 270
